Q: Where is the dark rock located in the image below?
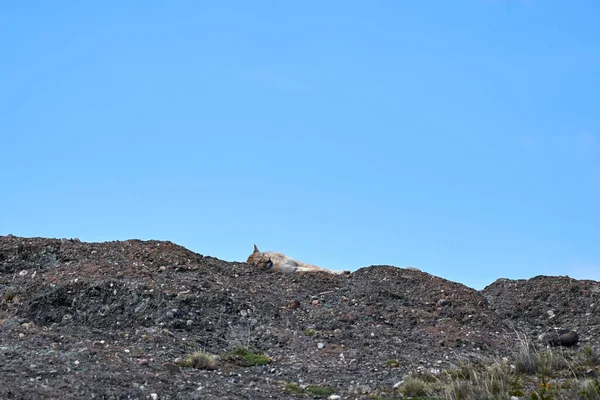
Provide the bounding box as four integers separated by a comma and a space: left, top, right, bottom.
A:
540, 329, 580, 347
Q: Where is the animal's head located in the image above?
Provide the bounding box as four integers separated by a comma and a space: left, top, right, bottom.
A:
246, 244, 274, 271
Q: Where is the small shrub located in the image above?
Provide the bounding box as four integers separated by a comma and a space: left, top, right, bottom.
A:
538, 348, 572, 374
367, 394, 406, 400
305, 328, 317, 336
306, 385, 334, 397
584, 345, 599, 366
446, 364, 475, 381
400, 377, 428, 397
386, 359, 400, 368
444, 379, 477, 400
481, 363, 511, 395
4, 287, 15, 302
515, 339, 539, 375
225, 346, 271, 367
178, 351, 218, 370
579, 379, 600, 400
285, 382, 305, 396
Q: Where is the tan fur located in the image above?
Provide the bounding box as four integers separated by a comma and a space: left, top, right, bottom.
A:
246, 245, 345, 274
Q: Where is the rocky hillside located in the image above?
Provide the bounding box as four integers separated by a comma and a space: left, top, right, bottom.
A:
0, 235, 598, 399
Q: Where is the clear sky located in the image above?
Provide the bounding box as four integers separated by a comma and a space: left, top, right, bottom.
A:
1, 1, 598, 289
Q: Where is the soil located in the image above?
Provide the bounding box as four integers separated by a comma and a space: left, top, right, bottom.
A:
1, 235, 599, 399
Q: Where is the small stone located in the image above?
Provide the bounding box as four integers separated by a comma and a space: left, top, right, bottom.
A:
317, 342, 325, 349
18, 270, 28, 277
186, 320, 193, 326
312, 300, 319, 306
139, 359, 150, 366
436, 298, 450, 307
328, 395, 342, 400
240, 310, 248, 317
354, 385, 372, 394
150, 394, 158, 400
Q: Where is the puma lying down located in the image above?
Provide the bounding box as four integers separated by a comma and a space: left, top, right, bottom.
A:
247, 245, 348, 274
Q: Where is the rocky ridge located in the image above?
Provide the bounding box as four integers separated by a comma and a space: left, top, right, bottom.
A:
0, 235, 598, 399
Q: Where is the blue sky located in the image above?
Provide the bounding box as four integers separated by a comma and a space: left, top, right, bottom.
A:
1, 1, 598, 289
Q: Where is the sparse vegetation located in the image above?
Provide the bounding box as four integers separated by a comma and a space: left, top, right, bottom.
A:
3, 287, 15, 302
178, 350, 218, 370
224, 346, 270, 367
399, 377, 428, 397
367, 394, 405, 400
306, 385, 334, 397
579, 379, 600, 399
584, 345, 599, 367
394, 338, 600, 400
284, 382, 306, 396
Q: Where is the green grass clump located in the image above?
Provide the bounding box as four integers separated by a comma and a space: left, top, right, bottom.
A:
284, 382, 305, 396
3, 287, 15, 302
306, 385, 334, 397
400, 377, 428, 397
579, 379, 600, 399
225, 346, 271, 367
583, 345, 599, 367
367, 394, 405, 400
178, 350, 218, 370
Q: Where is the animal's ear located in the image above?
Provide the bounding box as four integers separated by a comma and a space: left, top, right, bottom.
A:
253, 244, 260, 253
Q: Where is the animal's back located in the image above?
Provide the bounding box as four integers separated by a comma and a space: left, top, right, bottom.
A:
246, 244, 342, 274
263, 251, 300, 273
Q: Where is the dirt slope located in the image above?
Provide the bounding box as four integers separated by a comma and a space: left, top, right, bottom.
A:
0, 235, 598, 399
